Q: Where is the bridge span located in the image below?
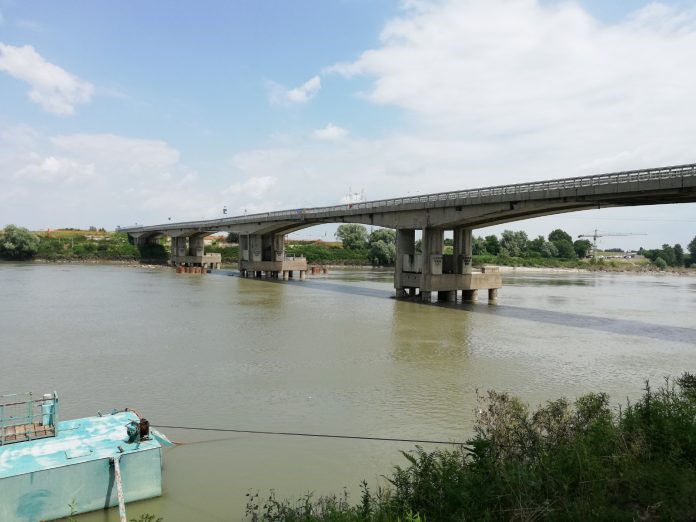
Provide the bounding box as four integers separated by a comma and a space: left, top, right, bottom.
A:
120, 162, 696, 302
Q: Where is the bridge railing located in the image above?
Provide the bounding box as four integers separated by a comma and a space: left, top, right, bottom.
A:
121, 163, 695, 232
289, 163, 694, 217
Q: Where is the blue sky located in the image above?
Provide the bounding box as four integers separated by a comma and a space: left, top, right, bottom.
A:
1, 0, 695, 250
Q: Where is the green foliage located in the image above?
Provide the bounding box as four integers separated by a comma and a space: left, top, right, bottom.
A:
0, 225, 40, 260
528, 235, 558, 258
472, 236, 487, 255
688, 235, 696, 264
32, 231, 140, 261
654, 256, 668, 269
483, 235, 500, 256
548, 228, 573, 244
369, 229, 396, 245
642, 242, 690, 267
137, 242, 168, 262
499, 230, 528, 257
336, 224, 369, 250
286, 242, 369, 265
573, 239, 592, 258
553, 239, 577, 259
205, 244, 240, 263
247, 375, 696, 521
369, 240, 396, 266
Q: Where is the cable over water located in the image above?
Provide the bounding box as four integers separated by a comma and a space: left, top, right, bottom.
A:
153, 424, 469, 446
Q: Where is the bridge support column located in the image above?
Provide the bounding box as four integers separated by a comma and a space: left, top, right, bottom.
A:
438, 290, 456, 302
488, 288, 498, 302
170, 236, 188, 266
169, 234, 220, 271
421, 228, 444, 303
240, 233, 307, 281
189, 236, 204, 257
453, 227, 473, 275
395, 229, 416, 298
462, 289, 478, 302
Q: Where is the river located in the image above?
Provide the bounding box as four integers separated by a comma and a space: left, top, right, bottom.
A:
1, 263, 695, 521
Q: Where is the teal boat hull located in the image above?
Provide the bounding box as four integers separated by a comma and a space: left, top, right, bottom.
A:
0, 411, 168, 521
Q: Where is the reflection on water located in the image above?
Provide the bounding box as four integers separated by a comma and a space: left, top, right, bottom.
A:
0, 263, 695, 521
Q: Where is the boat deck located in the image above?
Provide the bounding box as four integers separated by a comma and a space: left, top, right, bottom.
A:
1, 423, 55, 444
0, 411, 167, 479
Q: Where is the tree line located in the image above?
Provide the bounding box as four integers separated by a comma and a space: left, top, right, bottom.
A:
2, 224, 695, 268
0, 225, 166, 261
333, 224, 696, 268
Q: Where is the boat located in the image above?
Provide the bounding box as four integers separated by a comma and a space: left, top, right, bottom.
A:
0, 392, 172, 521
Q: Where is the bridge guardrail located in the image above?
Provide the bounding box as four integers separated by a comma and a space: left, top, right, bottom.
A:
120, 163, 695, 232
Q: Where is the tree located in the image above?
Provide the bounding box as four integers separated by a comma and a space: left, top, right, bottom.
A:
548, 229, 573, 244
573, 239, 593, 259
336, 224, 368, 250
500, 230, 528, 257
540, 241, 559, 258
554, 239, 578, 259
0, 225, 40, 260
659, 244, 677, 266
687, 236, 696, 266
368, 228, 396, 246
227, 232, 239, 244
484, 235, 500, 255
674, 244, 684, 267
472, 236, 487, 255
369, 240, 396, 265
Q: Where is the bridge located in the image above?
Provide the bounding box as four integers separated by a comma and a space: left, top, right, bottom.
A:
120, 162, 696, 303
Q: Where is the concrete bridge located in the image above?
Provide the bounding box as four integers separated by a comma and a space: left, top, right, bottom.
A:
120, 162, 696, 302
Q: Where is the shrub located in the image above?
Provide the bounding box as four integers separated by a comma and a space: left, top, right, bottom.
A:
247, 375, 696, 521
0, 225, 40, 260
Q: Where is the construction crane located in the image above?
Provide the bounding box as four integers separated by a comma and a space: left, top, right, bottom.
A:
577, 229, 647, 260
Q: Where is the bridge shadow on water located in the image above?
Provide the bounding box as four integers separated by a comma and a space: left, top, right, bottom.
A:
220, 271, 696, 345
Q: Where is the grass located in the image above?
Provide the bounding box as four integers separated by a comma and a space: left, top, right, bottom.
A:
247, 374, 696, 521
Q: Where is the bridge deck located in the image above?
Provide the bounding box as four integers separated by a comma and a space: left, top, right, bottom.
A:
120, 162, 696, 235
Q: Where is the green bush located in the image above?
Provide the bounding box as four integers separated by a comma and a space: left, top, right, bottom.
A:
247, 375, 696, 521
654, 257, 668, 269
205, 245, 240, 263
0, 225, 40, 260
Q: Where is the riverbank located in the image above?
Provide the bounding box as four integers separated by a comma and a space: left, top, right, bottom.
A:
12, 258, 694, 278
248, 375, 696, 521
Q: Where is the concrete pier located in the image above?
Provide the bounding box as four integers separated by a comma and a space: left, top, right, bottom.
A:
169, 234, 221, 270
239, 233, 307, 281
395, 226, 501, 304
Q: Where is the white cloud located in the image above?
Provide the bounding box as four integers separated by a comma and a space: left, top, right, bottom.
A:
268, 75, 321, 105
0, 126, 222, 228
0, 43, 93, 115
312, 123, 348, 141
15, 156, 95, 183
225, 176, 276, 199
51, 134, 180, 170
329, 0, 696, 156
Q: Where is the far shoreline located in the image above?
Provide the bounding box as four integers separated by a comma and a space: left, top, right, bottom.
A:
3, 258, 695, 278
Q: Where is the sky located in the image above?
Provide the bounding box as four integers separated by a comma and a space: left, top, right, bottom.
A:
1, 0, 695, 250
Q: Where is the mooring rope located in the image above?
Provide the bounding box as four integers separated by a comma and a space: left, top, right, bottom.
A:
152, 424, 469, 446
